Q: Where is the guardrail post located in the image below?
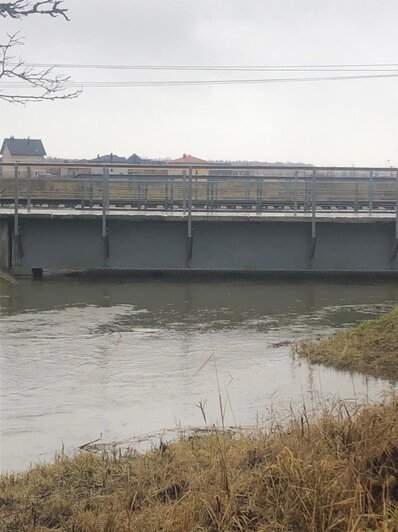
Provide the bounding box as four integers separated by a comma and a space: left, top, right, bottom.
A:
102, 167, 110, 259
354, 181, 358, 213
304, 175, 310, 212
165, 178, 169, 212
310, 168, 317, 259
187, 166, 193, 260
27, 166, 32, 212
144, 180, 148, 209
209, 177, 216, 212
183, 170, 187, 214
369, 170, 374, 214
393, 169, 398, 262
256, 178, 262, 213
14, 163, 18, 234
13, 163, 22, 266
294, 170, 298, 214
81, 178, 88, 209
137, 179, 143, 209
170, 177, 174, 211
396, 170, 398, 243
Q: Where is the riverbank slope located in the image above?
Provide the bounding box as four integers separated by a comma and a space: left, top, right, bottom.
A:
0, 399, 397, 531
296, 306, 398, 381
1, 309, 398, 531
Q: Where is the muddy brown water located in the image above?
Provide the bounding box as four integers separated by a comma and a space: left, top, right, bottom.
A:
0, 276, 397, 472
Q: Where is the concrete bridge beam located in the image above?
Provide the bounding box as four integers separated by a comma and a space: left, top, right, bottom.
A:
3, 213, 397, 275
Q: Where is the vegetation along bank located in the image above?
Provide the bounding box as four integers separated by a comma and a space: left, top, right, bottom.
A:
1, 309, 397, 531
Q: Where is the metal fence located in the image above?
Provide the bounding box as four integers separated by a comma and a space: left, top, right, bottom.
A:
1, 163, 398, 214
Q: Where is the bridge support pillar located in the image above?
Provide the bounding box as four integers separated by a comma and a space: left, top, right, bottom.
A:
32, 268, 43, 279
0, 221, 10, 271
186, 235, 193, 261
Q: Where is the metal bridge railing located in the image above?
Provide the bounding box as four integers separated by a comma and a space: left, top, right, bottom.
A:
1, 166, 398, 214
2, 162, 398, 263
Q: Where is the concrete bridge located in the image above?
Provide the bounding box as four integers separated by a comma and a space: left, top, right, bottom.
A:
0, 162, 397, 275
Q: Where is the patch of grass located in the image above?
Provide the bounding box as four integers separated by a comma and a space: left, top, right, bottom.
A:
1, 400, 398, 531
296, 307, 398, 381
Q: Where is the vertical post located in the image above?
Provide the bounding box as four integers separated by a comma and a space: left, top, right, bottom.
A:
369, 170, 374, 214
182, 170, 187, 214
165, 178, 169, 212
0, 221, 10, 271
137, 179, 142, 209
396, 170, 398, 241
393, 169, 398, 261
13, 163, 22, 266
81, 176, 90, 210
310, 168, 317, 259
27, 166, 32, 212
144, 180, 148, 210
311, 169, 317, 237
187, 167, 193, 237
256, 178, 262, 213
14, 163, 19, 237
354, 181, 358, 213
187, 166, 193, 260
102, 167, 109, 258
304, 175, 310, 212
294, 170, 298, 214
170, 177, 174, 211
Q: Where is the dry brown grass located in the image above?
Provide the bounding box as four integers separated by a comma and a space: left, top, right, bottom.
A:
1, 400, 398, 531
296, 307, 398, 381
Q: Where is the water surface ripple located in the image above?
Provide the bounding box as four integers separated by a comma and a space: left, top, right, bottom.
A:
1, 277, 397, 472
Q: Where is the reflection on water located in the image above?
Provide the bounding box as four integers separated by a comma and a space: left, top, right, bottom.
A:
0, 276, 397, 472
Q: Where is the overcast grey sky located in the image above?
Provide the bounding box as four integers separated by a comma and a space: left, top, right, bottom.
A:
1, 0, 398, 164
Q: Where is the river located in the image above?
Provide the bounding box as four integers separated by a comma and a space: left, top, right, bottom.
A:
0, 276, 397, 472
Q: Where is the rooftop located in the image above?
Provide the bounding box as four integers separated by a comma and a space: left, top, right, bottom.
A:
1, 137, 46, 157
170, 153, 208, 164
87, 154, 127, 163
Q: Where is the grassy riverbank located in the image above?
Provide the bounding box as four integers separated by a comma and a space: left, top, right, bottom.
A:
1, 310, 398, 531
296, 307, 398, 381
1, 400, 398, 531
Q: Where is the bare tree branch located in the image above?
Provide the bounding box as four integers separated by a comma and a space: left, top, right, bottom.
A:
0, 1, 69, 20
0, 1, 81, 103
0, 32, 81, 103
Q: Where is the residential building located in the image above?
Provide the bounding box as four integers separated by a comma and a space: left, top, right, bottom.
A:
168, 154, 209, 176
126, 153, 168, 176
0, 137, 46, 177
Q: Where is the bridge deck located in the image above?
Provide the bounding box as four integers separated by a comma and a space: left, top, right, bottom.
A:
0, 207, 395, 223
1, 163, 397, 273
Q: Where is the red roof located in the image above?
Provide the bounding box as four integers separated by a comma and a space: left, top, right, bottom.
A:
170, 153, 208, 164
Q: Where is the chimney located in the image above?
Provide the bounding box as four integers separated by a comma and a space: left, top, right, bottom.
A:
183, 153, 187, 158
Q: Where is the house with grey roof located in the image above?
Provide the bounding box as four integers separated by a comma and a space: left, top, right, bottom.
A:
0, 137, 47, 177
128, 153, 166, 165
87, 153, 127, 164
